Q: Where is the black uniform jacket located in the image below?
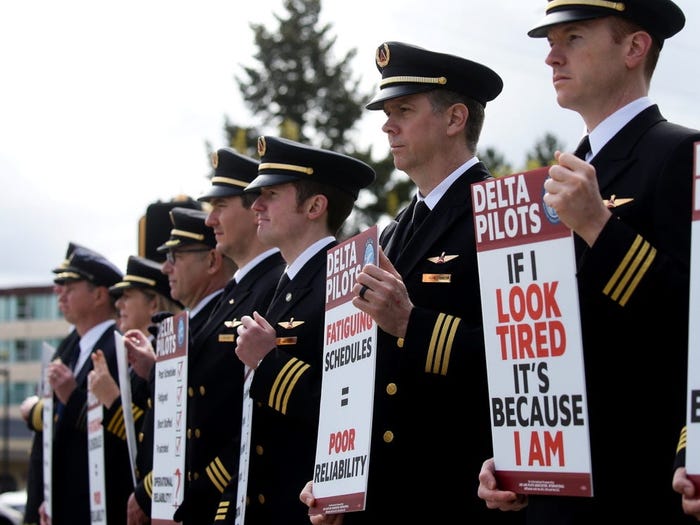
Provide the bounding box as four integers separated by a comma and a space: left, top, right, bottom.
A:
346, 162, 523, 524
51, 322, 134, 525
24, 330, 80, 525
526, 105, 700, 523
173, 251, 285, 524
133, 296, 221, 518
243, 242, 333, 525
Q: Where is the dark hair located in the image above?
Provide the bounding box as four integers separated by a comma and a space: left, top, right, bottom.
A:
427, 89, 485, 153
608, 16, 660, 80
293, 179, 355, 235
240, 192, 258, 209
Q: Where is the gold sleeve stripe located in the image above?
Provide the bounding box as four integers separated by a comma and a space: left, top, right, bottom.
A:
441, 317, 460, 375
619, 246, 655, 307
144, 471, 153, 498
132, 403, 145, 422
205, 456, 232, 493
31, 399, 45, 430
280, 363, 309, 414
425, 313, 460, 375
609, 239, 649, 301
269, 358, 310, 414
603, 235, 642, 295
677, 426, 687, 453
215, 500, 231, 520
603, 235, 655, 307
106, 410, 127, 440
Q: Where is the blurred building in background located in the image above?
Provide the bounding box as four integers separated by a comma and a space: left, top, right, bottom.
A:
0, 194, 205, 499
0, 285, 69, 493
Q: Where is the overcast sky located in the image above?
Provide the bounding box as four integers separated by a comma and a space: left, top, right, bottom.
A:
1, 0, 698, 287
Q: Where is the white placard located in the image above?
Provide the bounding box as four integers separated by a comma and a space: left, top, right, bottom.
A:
114, 332, 137, 486
151, 312, 188, 524
686, 141, 700, 488
234, 366, 254, 525
87, 387, 107, 525
472, 168, 592, 497
40, 342, 55, 520
310, 226, 378, 516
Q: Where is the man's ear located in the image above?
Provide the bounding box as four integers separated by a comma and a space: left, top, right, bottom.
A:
306, 194, 328, 219
447, 103, 468, 135
626, 30, 653, 69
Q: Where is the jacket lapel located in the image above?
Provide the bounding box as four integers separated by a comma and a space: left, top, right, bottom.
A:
592, 105, 665, 190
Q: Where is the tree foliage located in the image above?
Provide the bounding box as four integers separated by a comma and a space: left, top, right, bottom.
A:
215, 0, 565, 237
221, 0, 407, 238
525, 132, 565, 169
237, 0, 365, 151
480, 147, 512, 178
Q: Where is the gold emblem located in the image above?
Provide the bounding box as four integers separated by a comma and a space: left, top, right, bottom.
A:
376, 43, 390, 68
427, 252, 459, 264
211, 151, 219, 169
278, 317, 304, 329
218, 334, 235, 343
224, 318, 242, 329
603, 194, 634, 208
257, 136, 267, 157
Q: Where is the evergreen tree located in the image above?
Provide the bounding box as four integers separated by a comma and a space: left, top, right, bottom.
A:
525, 132, 565, 169
480, 147, 512, 178
221, 0, 405, 238
215, 0, 551, 236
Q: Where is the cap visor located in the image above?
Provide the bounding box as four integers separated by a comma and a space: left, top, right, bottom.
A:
365, 84, 435, 110
197, 185, 246, 202
528, 10, 602, 38
245, 174, 300, 193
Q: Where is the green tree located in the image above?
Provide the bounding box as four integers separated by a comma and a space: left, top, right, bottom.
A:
216, 0, 537, 237
480, 147, 512, 178
525, 132, 565, 169
237, 0, 364, 150
221, 0, 406, 238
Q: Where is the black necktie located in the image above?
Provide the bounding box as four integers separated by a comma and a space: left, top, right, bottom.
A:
209, 278, 236, 320
574, 135, 591, 160
67, 339, 81, 371
56, 339, 80, 420
272, 273, 290, 302
406, 200, 430, 241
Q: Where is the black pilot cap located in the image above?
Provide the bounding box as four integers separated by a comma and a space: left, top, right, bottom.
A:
365, 41, 503, 111
109, 255, 173, 302
245, 136, 376, 200
198, 147, 259, 201
527, 0, 685, 47
156, 207, 216, 252
54, 245, 123, 288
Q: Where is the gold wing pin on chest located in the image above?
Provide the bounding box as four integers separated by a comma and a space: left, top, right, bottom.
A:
278, 317, 304, 330
220, 318, 241, 343
223, 318, 242, 329
276, 317, 302, 346
603, 194, 633, 208
423, 252, 457, 283
427, 252, 458, 264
